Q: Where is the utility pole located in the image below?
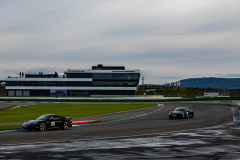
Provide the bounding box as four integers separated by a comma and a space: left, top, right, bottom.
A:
142, 76, 145, 90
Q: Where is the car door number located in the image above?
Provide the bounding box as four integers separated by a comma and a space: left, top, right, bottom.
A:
51, 122, 55, 126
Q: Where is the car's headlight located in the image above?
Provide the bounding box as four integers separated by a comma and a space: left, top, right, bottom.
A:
169, 112, 172, 115
34, 122, 38, 125
24, 120, 29, 123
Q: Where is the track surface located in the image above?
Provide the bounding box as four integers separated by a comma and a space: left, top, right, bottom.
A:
0, 102, 233, 145
0, 102, 27, 111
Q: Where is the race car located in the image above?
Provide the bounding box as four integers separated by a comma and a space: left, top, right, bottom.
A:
169, 107, 194, 119
22, 114, 72, 131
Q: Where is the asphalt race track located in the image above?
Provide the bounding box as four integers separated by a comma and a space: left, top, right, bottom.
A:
0, 101, 238, 159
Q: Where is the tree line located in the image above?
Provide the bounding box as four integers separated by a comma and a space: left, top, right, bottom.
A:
137, 85, 240, 98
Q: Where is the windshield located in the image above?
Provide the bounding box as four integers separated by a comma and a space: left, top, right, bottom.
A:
37, 115, 49, 120
174, 108, 185, 111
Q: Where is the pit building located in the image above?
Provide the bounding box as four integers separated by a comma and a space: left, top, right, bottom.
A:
0, 64, 140, 97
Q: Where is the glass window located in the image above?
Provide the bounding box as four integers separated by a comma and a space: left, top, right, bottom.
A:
15, 81, 21, 86
47, 81, 53, 86
92, 81, 138, 87
174, 108, 185, 111
25, 81, 31, 86
69, 90, 88, 96
36, 81, 42, 86
53, 116, 58, 120
43, 81, 47, 86
31, 81, 37, 86
6, 81, 67, 86
6, 81, 15, 86
57, 81, 66, 86
50, 90, 67, 96
93, 73, 140, 80
37, 115, 49, 120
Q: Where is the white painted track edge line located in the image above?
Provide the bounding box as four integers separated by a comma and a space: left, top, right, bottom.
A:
0, 105, 165, 146
1, 104, 235, 146
72, 105, 160, 119
73, 105, 164, 126
68, 105, 237, 142
85, 106, 237, 141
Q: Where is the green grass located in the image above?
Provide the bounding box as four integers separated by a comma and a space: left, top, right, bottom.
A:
0, 104, 155, 123
0, 125, 22, 131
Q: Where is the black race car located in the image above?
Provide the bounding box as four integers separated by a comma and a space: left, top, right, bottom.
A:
169, 107, 194, 119
22, 114, 72, 131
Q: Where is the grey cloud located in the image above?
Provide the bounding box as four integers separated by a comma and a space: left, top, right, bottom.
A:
188, 19, 240, 34
0, 0, 240, 84
107, 19, 240, 37
24, 65, 67, 74
3, 69, 15, 74
140, 69, 151, 77
4, 69, 23, 75
1, 65, 67, 77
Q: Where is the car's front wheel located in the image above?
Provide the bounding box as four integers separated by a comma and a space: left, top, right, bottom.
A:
62, 122, 70, 130
39, 123, 47, 131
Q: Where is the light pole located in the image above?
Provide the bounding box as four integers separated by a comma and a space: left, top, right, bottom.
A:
142, 76, 145, 90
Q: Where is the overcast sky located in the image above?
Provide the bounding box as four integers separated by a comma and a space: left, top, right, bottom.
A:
0, 0, 240, 84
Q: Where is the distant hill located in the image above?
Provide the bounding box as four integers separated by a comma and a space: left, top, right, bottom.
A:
167, 77, 240, 89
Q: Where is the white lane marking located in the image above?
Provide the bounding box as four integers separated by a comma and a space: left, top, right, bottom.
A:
0, 104, 235, 146
70, 106, 236, 141
72, 105, 161, 120
10, 105, 22, 109
0, 106, 165, 145
0, 105, 164, 133
71, 105, 164, 127
1, 141, 66, 146
9, 104, 32, 110
66, 105, 236, 142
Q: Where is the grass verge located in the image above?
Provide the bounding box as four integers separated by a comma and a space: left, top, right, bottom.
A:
0, 104, 155, 123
